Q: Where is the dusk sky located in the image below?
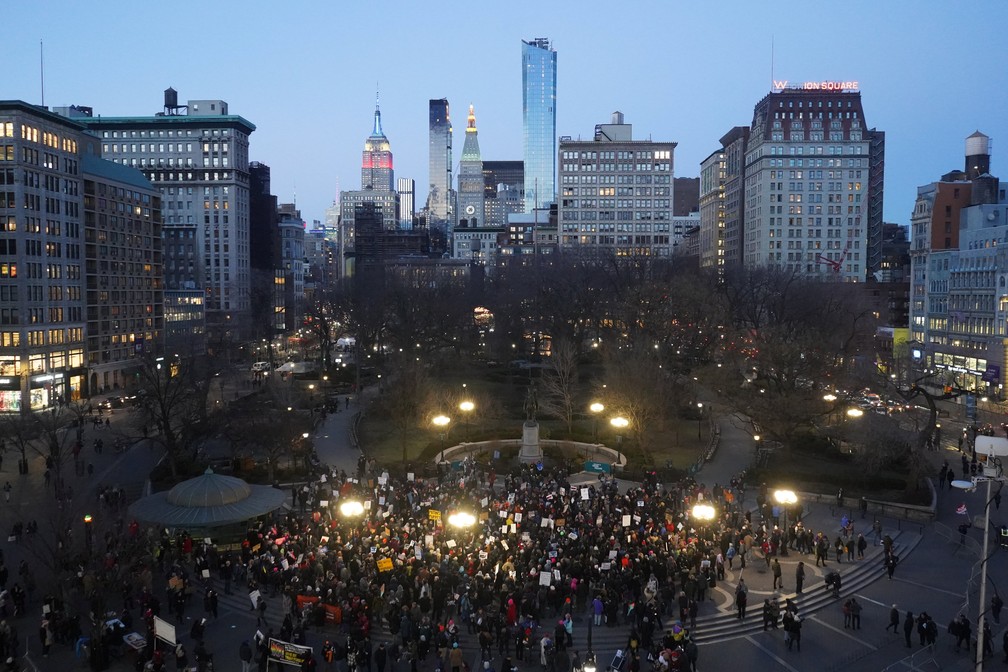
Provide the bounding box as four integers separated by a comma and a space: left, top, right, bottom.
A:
6, 1, 1008, 227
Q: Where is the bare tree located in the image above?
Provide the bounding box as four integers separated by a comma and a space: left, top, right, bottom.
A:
539, 338, 579, 434
133, 355, 214, 479
375, 359, 435, 462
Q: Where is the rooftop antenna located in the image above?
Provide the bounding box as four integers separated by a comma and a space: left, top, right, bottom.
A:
770, 35, 774, 90
40, 39, 45, 107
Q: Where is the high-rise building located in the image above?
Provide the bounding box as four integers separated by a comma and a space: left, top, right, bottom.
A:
909, 131, 1006, 392
362, 97, 394, 192
742, 85, 883, 281
557, 112, 676, 257
699, 148, 725, 270
248, 161, 283, 339
522, 37, 557, 212
397, 177, 415, 229
82, 155, 165, 394
428, 99, 452, 231
1, 101, 162, 410
720, 127, 750, 268
483, 160, 524, 228
457, 105, 485, 231
73, 89, 255, 346
277, 203, 305, 331
340, 101, 401, 276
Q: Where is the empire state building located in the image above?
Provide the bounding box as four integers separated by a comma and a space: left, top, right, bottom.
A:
362, 98, 394, 192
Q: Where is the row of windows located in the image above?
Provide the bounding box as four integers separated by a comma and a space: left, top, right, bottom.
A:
101, 128, 233, 139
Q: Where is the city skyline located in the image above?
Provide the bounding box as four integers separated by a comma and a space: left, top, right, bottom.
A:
4, 1, 1007, 228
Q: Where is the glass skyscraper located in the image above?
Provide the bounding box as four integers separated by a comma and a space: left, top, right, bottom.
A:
428, 99, 452, 230
522, 38, 557, 212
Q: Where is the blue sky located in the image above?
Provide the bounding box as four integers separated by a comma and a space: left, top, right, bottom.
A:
5, 1, 1008, 226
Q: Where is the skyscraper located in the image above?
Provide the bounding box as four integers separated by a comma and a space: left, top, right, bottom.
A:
742, 84, 883, 281
74, 90, 255, 346
397, 177, 415, 229
428, 99, 452, 231
522, 37, 557, 213
457, 105, 485, 231
362, 96, 394, 192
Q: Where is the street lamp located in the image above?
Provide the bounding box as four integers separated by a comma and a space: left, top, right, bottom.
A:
952, 438, 1008, 672
846, 407, 864, 418
774, 490, 798, 555
459, 400, 475, 441
691, 503, 716, 523
610, 416, 629, 467
339, 500, 365, 518
590, 402, 604, 443
696, 402, 704, 440
447, 511, 476, 528
432, 415, 451, 460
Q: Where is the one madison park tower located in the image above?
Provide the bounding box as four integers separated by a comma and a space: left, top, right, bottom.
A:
522, 37, 557, 213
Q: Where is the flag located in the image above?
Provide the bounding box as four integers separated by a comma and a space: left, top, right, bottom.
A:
956, 503, 969, 516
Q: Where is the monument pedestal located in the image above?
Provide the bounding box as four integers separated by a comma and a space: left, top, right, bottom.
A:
518, 421, 543, 464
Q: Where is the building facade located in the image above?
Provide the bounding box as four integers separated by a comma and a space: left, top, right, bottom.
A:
0, 102, 91, 411
457, 105, 485, 231
73, 90, 255, 346
483, 160, 523, 228
427, 99, 452, 232
82, 155, 164, 395
522, 38, 557, 212
557, 113, 676, 257
909, 131, 1007, 393
742, 86, 883, 282
397, 177, 415, 229
699, 148, 725, 270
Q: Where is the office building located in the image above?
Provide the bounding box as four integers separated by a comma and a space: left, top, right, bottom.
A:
522, 37, 557, 212
73, 89, 255, 348
557, 112, 676, 257
742, 84, 884, 281
699, 148, 725, 270
277, 203, 305, 331
673, 177, 700, 216
483, 160, 524, 228
910, 131, 1007, 391
0, 102, 90, 410
428, 99, 452, 232
248, 161, 283, 339
457, 105, 485, 231
397, 177, 415, 229
82, 155, 164, 394
339, 101, 401, 277
720, 127, 750, 268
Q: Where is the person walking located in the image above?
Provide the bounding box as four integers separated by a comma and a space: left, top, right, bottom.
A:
849, 598, 862, 630
795, 561, 805, 595
256, 594, 267, 627
735, 580, 748, 620
771, 559, 782, 590
886, 605, 900, 633
903, 611, 914, 648
857, 533, 867, 560
885, 552, 898, 580
239, 640, 253, 672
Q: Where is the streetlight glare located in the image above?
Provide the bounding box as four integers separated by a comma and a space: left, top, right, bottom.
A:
773, 489, 798, 505
846, 407, 864, 418
610, 416, 629, 429
590, 402, 604, 414
339, 500, 364, 517
691, 504, 716, 521
432, 415, 451, 427
459, 401, 475, 413
823, 393, 837, 402
447, 511, 476, 528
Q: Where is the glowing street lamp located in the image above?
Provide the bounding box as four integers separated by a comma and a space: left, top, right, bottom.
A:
846, 407, 864, 418
696, 402, 704, 440
590, 402, 605, 442
447, 511, 476, 528
610, 416, 629, 466
459, 400, 475, 441
432, 415, 451, 460
691, 503, 716, 522
774, 489, 798, 555
339, 500, 364, 517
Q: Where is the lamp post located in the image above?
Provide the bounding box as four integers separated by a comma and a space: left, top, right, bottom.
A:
610, 416, 629, 467
459, 400, 475, 441
774, 490, 798, 556
952, 439, 1008, 672
432, 415, 451, 461
696, 402, 704, 440
823, 393, 837, 424
691, 503, 716, 524
447, 511, 476, 529
590, 402, 604, 443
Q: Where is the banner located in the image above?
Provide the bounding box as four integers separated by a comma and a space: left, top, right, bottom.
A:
269, 638, 313, 667
428, 509, 441, 521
